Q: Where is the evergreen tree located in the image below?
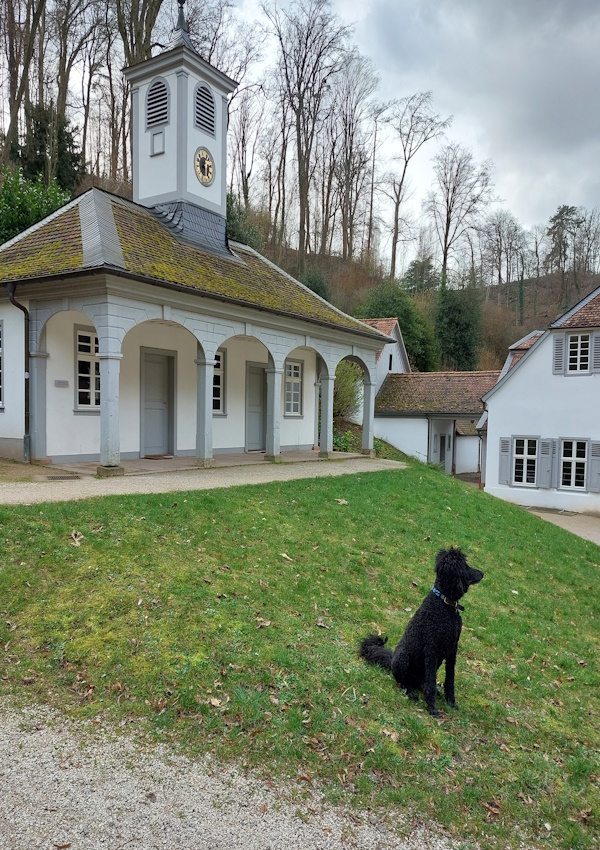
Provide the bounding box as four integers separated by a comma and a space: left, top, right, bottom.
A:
226, 193, 263, 251
0, 166, 71, 244
16, 103, 84, 194
299, 267, 330, 300
355, 279, 438, 371
435, 283, 481, 371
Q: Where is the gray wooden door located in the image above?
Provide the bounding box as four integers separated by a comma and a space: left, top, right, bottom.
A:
143, 353, 169, 456
246, 365, 266, 451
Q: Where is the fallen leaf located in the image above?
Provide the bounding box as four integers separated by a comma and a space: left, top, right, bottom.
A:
210, 697, 221, 707
281, 553, 293, 562
316, 617, 330, 630
334, 498, 348, 505
70, 530, 84, 547
53, 844, 72, 849
259, 803, 267, 814
146, 792, 157, 802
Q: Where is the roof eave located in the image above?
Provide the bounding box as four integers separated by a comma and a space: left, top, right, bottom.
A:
2, 265, 387, 342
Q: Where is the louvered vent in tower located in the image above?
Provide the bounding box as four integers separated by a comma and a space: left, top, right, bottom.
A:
146, 79, 169, 127
195, 84, 215, 134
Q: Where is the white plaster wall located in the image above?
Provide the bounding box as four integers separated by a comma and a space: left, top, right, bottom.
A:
280, 347, 317, 448
455, 436, 480, 474
45, 311, 100, 457
374, 416, 428, 462
136, 71, 179, 203
485, 332, 600, 512
0, 302, 25, 443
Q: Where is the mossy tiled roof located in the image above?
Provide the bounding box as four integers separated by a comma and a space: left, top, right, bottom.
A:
376, 371, 500, 416
0, 205, 83, 281
0, 189, 386, 341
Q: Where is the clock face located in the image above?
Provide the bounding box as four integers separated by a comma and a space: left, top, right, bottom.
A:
194, 146, 215, 186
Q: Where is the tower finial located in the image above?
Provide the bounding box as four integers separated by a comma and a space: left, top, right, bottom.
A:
176, 0, 189, 33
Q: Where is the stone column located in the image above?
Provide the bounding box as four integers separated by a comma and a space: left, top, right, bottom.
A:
361, 379, 376, 457
319, 374, 335, 458
265, 367, 283, 462
29, 351, 49, 460
195, 354, 215, 467
97, 352, 123, 476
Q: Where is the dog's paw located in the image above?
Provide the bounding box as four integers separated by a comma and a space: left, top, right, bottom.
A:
445, 698, 458, 710
427, 706, 441, 717
406, 688, 419, 702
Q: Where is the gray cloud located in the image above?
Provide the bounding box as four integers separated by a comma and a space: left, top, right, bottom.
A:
340, 0, 600, 225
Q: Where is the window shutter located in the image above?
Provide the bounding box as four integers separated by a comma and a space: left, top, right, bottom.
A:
592, 332, 600, 372
538, 438, 554, 489
550, 439, 560, 489
195, 84, 215, 134
147, 79, 169, 128
499, 438, 511, 485
589, 441, 600, 492
552, 334, 565, 374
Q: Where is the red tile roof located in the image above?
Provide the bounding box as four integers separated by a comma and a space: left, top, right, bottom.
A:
376, 371, 500, 416
558, 289, 600, 328
361, 318, 398, 336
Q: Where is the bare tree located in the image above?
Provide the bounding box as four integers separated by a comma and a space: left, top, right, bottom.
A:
426, 142, 494, 286
331, 51, 378, 260
2, 0, 48, 164
383, 92, 451, 280
263, 0, 350, 275
115, 0, 165, 65
229, 87, 265, 209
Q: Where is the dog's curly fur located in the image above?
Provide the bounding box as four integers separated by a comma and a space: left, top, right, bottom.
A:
359, 547, 483, 716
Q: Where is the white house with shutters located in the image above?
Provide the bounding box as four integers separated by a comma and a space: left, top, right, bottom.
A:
480, 286, 600, 512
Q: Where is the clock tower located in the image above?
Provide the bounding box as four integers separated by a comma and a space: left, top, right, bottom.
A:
124, 0, 237, 252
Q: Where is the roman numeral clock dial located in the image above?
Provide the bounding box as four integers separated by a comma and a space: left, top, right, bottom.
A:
194, 147, 215, 186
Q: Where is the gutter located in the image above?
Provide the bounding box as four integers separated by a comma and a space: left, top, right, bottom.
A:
5, 283, 30, 462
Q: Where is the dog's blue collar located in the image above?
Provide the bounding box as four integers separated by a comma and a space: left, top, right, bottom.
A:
431, 585, 464, 612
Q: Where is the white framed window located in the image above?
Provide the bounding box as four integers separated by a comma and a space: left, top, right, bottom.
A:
513, 437, 538, 486
560, 439, 587, 489
285, 360, 303, 415
0, 320, 3, 407
213, 349, 226, 414
75, 328, 100, 409
567, 333, 590, 373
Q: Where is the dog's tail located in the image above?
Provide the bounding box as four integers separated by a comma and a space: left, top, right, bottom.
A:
359, 634, 393, 671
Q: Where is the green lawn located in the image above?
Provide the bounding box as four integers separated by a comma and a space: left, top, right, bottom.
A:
1, 462, 599, 849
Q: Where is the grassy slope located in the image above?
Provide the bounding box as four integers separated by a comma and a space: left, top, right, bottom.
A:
1, 463, 599, 849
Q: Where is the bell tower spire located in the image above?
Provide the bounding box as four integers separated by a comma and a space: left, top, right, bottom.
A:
123, 2, 238, 254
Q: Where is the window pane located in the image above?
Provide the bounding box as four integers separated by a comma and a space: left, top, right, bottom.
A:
563, 441, 573, 457
515, 439, 524, 455
526, 458, 536, 483
575, 462, 585, 487
514, 458, 524, 482
576, 441, 586, 458
562, 462, 572, 487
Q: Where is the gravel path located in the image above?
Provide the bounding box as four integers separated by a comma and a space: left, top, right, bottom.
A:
0, 701, 464, 850
0, 458, 403, 506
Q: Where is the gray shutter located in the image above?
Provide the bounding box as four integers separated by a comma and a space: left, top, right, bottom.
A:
550, 439, 560, 489
499, 438, 511, 485
538, 439, 554, 489
553, 334, 565, 374
592, 332, 600, 372
589, 442, 600, 492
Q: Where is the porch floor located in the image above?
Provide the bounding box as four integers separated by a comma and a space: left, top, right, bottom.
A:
51, 449, 365, 478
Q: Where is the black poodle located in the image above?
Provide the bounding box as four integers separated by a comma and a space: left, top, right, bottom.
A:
359, 547, 483, 717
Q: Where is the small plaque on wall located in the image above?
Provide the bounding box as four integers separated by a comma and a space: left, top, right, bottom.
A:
54, 380, 69, 388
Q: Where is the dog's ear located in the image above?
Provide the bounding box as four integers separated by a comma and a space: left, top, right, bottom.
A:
435, 547, 467, 599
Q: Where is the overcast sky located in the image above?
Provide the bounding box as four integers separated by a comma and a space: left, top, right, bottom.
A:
238, 0, 600, 232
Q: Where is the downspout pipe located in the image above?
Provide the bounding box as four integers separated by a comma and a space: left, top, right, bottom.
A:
6, 282, 31, 462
